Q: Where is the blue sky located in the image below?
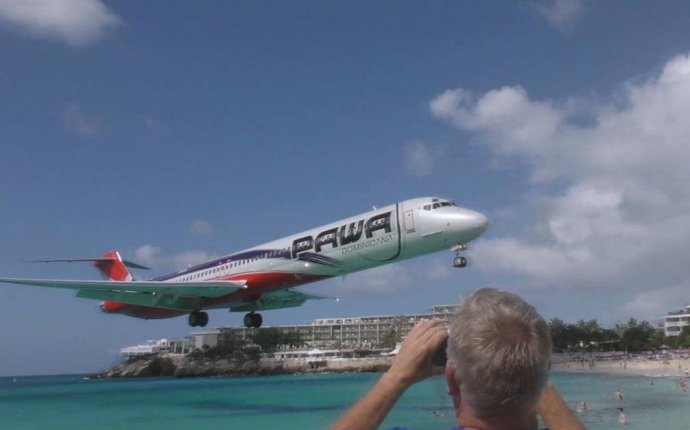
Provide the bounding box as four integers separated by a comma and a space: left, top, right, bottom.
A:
2, 0, 690, 376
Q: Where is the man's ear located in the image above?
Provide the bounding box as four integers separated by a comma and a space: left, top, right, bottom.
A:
446, 362, 459, 397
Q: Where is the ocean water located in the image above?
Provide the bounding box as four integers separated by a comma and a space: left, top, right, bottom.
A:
1, 372, 689, 429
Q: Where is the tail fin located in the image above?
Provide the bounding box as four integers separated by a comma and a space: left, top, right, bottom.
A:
94, 251, 133, 281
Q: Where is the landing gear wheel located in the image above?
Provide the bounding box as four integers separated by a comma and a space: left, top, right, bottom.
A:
252, 313, 263, 328
188, 311, 209, 327
453, 256, 468, 268
243, 312, 263, 328
198, 311, 209, 327
188, 312, 198, 327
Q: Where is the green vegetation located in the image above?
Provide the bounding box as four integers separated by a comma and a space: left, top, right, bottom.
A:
378, 316, 406, 349
548, 318, 686, 353
192, 317, 686, 360
663, 325, 690, 349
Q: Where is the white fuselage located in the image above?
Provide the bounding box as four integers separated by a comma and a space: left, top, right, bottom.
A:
156, 197, 488, 303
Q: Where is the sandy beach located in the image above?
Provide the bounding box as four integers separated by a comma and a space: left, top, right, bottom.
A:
552, 357, 690, 377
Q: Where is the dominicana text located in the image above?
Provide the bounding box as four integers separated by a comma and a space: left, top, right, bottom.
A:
340, 234, 394, 254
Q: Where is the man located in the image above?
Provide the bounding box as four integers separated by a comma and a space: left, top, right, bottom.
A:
331, 288, 584, 430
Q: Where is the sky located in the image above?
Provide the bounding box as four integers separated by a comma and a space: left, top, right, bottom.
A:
2, 0, 690, 376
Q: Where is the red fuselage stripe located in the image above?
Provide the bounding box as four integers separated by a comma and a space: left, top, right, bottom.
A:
101, 271, 331, 317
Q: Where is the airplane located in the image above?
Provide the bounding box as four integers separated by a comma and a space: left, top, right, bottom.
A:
0, 197, 488, 328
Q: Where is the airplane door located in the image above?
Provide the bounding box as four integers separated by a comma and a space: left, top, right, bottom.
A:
404, 210, 415, 233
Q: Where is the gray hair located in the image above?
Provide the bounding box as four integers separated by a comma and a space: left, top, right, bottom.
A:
447, 288, 552, 417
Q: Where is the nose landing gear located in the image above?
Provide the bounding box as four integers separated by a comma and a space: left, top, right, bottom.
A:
453, 243, 469, 268
243, 312, 263, 328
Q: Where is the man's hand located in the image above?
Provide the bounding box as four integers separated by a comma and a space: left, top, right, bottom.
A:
385, 319, 448, 388
331, 319, 448, 430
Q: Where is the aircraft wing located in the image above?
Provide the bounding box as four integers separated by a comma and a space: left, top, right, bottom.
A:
230, 288, 336, 312
0, 277, 247, 310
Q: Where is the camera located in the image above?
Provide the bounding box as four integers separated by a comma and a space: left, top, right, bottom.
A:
432, 337, 448, 366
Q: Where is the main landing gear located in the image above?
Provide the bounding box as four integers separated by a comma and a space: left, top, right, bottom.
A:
188, 311, 209, 327
244, 312, 263, 328
453, 243, 468, 268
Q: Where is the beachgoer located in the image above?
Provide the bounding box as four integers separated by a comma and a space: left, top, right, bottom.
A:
331, 288, 585, 430
575, 401, 587, 414
618, 408, 627, 426
615, 389, 624, 400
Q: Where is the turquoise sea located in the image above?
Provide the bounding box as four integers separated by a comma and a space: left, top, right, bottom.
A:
1, 372, 689, 429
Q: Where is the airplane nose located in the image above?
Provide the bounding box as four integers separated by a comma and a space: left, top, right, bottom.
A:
456, 209, 489, 238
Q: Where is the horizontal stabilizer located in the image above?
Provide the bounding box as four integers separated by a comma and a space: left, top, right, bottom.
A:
26, 258, 150, 270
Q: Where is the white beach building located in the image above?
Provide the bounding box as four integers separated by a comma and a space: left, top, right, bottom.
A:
663, 305, 690, 337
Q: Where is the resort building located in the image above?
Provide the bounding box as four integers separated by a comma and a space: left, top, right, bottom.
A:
120, 339, 169, 357
192, 329, 221, 349
219, 304, 460, 349
663, 305, 690, 337
120, 304, 460, 357
120, 337, 194, 357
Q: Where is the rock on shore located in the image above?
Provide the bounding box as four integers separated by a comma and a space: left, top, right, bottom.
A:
93, 353, 392, 378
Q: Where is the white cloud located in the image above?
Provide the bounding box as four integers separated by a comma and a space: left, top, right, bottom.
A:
530, 0, 585, 31
61, 103, 102, 136
619, 284, 690, 322
430, 86, 565, 172
431, 51, 690, 316
403, 140, 435, 177
133, 244, 161, 268
339, 265, 413, 294
0, 0, 121, 47
189, 219, 213, 236
133, 245, 217, 270
426, 261, 454, 281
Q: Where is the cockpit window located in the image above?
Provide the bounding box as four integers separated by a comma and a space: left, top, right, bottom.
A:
428, 200, 456, 210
